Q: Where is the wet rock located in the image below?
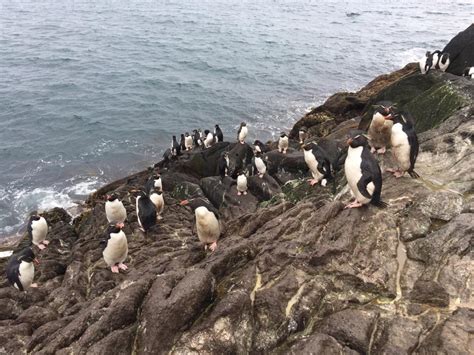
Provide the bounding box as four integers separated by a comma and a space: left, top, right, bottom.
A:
410, 280, 450, 307
15, 306, 58, 328
247, 174, 283, 202
287, 333, 359, 354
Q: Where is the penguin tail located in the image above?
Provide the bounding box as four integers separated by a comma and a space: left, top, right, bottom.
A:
408, 170, 420, 179
371, 199, 388, 209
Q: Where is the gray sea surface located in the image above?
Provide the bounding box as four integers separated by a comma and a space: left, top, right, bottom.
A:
0, 0, 472, 238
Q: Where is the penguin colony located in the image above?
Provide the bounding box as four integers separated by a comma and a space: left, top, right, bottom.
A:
6, 59, 469, 290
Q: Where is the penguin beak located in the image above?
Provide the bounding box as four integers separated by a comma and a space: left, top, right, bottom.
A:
116, 222, 125, 229
180, 199, 189, 206
346, 138, 353, 145
385, 114, 393, 120
34, 258, 40, 265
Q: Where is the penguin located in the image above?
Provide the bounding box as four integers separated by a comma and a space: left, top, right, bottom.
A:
204, 129, 214, 148
171, 136, 181, 156
436, 52, 450, 72
217, 152, 230, 179
367, 104, 394, 154
180, 134, 186, 152
6, 247, 39, 291
385, 111, 420, 178
419, 51, 433, 74
431, 50, 440, 71
195, 206, 220, 252
184, 132, 193, 151
302, 142, 333, 186
299, 126, 308, 144
344, 132, 388, 209
253, 151, 267, 178
193, 129, 203, 147
149, 189, 165, 219
27, 215, 49, 250
135, 190, 157, 233
214, 124, 224, 142
100, 223, 128, 273
145, 173, 162, 194
463, 67, 474, 79
237, 122, 248, 144
105, 194, 127, 225
236, 169, 248, 196
278, 132, 289, 154
253, 140, 269, 154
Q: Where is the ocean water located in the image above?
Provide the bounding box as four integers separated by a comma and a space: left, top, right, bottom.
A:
0, 0, 472, 238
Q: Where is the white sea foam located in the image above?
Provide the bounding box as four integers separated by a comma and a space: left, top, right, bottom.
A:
397, 47, 426, 68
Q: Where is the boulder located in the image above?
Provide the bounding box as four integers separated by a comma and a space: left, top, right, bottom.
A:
444, 24, 474, 75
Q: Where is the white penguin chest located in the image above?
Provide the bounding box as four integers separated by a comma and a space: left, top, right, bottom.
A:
150, 193, 164, 213
205, 133, 213, 147
344, 147, 373, 204
237, 175, 248, 191
105, 200, 127, 223
31, 218, 48, 244
391, 123, 411, 170
279, 137, 289, 149
255, 157, 266, 174
103, 231, 128, 266
239, 126, 248, 141
185, 136, 193, 148
303, 150, 320, 176
18, 261, 35, 289
196, 213, 220, 243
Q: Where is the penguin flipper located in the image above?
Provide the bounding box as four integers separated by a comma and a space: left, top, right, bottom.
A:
6, 263, 23, 291
357, 174, 373, 200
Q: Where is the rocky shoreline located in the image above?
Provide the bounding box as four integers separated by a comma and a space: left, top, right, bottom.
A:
1, 27, 473, 354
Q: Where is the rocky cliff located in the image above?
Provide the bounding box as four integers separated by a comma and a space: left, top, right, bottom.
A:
1, 36, 473, 354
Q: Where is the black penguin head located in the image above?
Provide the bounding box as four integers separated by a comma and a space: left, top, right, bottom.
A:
107, 223, 123, 235
280, 132, 287, 138
106, 193, 118, 202
17, 247, 38, 264
425, 51, 431, 57
172, 135, 177, 141
137, 190, 147, 198
181, 133, 185, 138
347, 131, 369, 148
185, 132, 190, 137
215, 124, 220, 129
30, 215, 41, 223
240, 122, 247, 127
204, 129, 210, 135
299, 126, 307, 133
302, 142, 315, 151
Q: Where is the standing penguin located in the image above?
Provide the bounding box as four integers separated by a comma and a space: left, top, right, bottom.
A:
180, 134, 186, 152
105, 194, 127, 225
214, 124, 224, 142
236, 169, 248, 196
253, 140, 268, 154
145, 173, 162, 194
344, 132, 387, 209
204, 129, 214, 148
278, 132, 289, 154
101, 223, 128, 273
419, 51, 434, 74
184, 132, 193, 151
135, 190, 157, 233
253, 151, 267, 178
299, 126, 308, 144
193, 129, 203, 147
171, 136, 181, 156
367, 104, 394, 154
27, 215, 49, 250
237, 122, 248, 144
217, 152, 230, 179
195, 206, 220, 252
385, 111, 420, 178
302, 142, 333, 186
6, 247, 39, 291
149, 189, 165, 219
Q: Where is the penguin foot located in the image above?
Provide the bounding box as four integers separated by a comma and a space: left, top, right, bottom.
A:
283, 149, 287, 154
377, 147, 386, 154
344, 201, 364, 209
240, 141, 244, 144
111, 265, 120, 273
259, 174, 264, 179
321, 179, 327, 187
237, 191, 242, 196
243, 191, 247, 195
309, 179, 319, 186
209, 242, 217, 252
393, 170, 405, 178
118, 263, 128, 271
157, 215, 163, 220
371, 147, 376, 154
38, 244, 46, 250
42, 240, 50, 245
30, 283, 38, 288
385, 168, 397, 173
